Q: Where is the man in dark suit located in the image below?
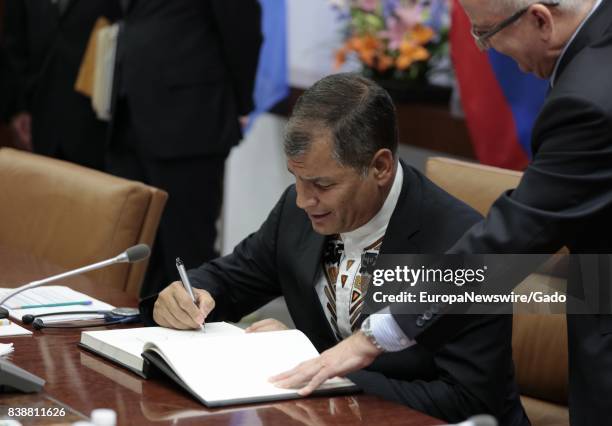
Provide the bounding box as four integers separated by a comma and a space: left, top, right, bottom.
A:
276, 1, 612, 424
141, 74, 529, 424
108, 0, 262, 297
1, 0, 120, 168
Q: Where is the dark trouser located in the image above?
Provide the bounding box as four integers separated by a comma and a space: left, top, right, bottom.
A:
107, 100, 226, 298
567, 314, 612, 425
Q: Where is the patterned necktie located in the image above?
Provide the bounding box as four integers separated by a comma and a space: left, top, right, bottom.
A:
322, 235, 383, 340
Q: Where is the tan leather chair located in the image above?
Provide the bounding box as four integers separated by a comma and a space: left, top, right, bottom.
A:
0, 148, 168, 296
425, 157, 569, 426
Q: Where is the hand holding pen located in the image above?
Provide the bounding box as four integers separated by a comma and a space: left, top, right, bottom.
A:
151, 258, 215, 330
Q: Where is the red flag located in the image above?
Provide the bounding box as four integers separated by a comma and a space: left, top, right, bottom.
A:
450, 0, 529, 170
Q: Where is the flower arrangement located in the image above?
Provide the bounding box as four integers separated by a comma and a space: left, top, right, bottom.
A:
331, 0, 449, 84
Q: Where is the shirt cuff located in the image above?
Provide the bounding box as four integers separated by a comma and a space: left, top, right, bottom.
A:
370, 307, 416, 352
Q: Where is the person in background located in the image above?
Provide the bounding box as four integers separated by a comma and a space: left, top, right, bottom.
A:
108, 0, 262, 297
1, 0, 120, 169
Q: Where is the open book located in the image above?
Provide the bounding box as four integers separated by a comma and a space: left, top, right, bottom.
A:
80, 323, 358, 407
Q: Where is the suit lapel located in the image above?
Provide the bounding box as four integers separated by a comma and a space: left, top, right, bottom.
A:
379, 160, 422, 256
295, 222, 325, 294
293, 219, 337, 346
355, 161, 421, 327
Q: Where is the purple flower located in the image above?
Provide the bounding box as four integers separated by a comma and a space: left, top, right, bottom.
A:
396, 3, 422, 28
379, 15, 408, 50
359, 0, 378, 12
382, 0, 400, 19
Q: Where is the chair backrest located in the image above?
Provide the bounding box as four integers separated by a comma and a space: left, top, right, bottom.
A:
424, 157, 569, 406
0, 148, 168, 296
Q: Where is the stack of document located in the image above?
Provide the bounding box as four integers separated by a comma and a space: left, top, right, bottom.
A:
0, 285, 115, 324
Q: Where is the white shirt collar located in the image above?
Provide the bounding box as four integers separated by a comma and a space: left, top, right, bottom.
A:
550, 0, 603, 87
340, 162, 403, 256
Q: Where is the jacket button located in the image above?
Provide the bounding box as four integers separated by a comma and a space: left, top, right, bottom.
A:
416, 317, 425, 327
423, 311, 433, 320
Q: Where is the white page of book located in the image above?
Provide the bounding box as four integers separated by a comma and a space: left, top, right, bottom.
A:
145, 329, 353, 404
81, 323, 244, 371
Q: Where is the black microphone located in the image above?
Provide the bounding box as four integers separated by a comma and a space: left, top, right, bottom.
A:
0, 244, 151, 319
123, 244, 151, 263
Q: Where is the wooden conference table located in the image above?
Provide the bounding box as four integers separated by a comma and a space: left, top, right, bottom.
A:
0, 251, 443, 425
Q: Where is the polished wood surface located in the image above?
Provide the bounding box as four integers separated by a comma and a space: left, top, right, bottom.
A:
1, 253, 444, 425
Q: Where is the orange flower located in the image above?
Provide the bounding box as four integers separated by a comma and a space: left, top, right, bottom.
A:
359, 49, 377, 67
396, 41, 430, 70
334, 47, 348, 70
361, 34, 381, 51
342, 34, 382, 68
399, 39, 415, 55
410, 25, 435, 45
376, 54, 394, 73
350, 36, 364, 51
412, 45, 430, 61
351, 34, 380, 52
395, 54, 414, 71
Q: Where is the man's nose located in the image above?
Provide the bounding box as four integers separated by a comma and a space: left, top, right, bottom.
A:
295, 181, 317, 210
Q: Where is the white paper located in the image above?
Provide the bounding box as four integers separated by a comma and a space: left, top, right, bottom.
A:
0, 342, 15, 355
0, 286, 114, 322
0, 322, 32, 337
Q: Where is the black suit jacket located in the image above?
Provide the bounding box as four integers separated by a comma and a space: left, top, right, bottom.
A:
393, 0, 612, 349
2, 0, 121, 168
141, 162, 528, 424
113, 0, 262, 158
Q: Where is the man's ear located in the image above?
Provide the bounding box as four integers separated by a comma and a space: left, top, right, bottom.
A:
529, 4, 555, 42
370, 149, 395, 185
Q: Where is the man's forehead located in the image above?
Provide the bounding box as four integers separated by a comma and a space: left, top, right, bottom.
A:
287, 145, 354, 181
287, 154, 340, 179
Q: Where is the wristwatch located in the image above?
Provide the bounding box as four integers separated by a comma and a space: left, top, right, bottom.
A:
360, 316, 385, 352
